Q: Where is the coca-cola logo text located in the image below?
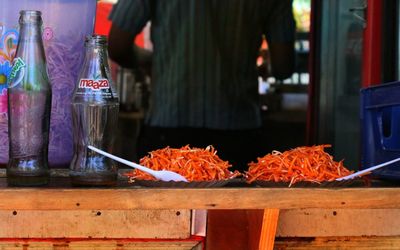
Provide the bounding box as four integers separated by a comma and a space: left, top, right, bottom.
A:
79, 78, 110, 90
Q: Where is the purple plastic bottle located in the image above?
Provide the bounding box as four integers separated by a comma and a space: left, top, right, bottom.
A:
70, 35, 119, 186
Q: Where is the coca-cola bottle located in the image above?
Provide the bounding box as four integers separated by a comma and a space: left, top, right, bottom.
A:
7, 10, 52, 186
70, 35, 119, 186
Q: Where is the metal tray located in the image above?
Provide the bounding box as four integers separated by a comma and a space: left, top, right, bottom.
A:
253, 178, 365, 188
129, 179, 233, 188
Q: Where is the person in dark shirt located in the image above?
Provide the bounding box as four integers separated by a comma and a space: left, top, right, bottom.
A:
108, 0, 295, 171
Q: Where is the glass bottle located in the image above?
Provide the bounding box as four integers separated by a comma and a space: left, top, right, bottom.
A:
70, 35, 119, 186
7, 10, 52, 186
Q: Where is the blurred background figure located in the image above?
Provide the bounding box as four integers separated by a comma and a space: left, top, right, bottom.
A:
108, 0, 296, 172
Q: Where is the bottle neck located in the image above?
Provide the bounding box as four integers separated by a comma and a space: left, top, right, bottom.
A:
84, 45, 108, 60
14, 23, 46, 64
18, 23, 42, 42
15, 13, 45, 61
82, 45, 110, 79
18, 11, 43, 43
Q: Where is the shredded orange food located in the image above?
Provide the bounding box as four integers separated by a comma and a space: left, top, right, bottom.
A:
127, 145, 241, 181
246, 145, 353, 186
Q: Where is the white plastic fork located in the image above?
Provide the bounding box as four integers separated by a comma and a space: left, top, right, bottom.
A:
88, 145, 188, 182
336, 156, 400, 181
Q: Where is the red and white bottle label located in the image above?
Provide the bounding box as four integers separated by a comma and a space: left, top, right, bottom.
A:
79, 78, 110, 90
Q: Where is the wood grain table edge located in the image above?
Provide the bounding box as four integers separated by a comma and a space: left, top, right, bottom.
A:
0, 188, 399, 210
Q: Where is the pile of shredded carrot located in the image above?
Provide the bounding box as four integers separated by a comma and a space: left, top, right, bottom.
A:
127, 145, 241, 181
246, 145, 353, 186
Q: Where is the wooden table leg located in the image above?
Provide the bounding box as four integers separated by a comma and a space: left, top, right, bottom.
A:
258, 209, 280, 250
206, 210, 250, 250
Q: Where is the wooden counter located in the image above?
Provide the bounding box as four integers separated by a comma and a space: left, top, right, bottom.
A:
0, 178, 399, 210
1, 176, 400, 249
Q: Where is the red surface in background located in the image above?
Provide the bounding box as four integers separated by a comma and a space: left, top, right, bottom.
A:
362, 0, 382, 87
94, 2, 144, 47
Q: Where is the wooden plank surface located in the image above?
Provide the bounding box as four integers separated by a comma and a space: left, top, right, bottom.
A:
277, 209, 400, 237
0, 210, 190, 238
247, 210, 265, 250
274, 236, 400, 250
206, 210, 250, 250
0, 239, 202, 250
258, 209, 280, 250
2, 209, 400, 240
1, 187, 400, 210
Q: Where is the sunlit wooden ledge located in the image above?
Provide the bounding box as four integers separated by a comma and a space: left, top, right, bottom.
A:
0, 170, 399, 210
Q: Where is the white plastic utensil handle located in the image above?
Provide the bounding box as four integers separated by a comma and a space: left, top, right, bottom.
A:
336, 156, 400, 181
88, 145, 156, 175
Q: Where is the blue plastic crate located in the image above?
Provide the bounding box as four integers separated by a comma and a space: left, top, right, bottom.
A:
361, 81, 400, 180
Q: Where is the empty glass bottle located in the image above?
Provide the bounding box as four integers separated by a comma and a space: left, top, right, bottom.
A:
7, 10, 52, 186
69, 35, 119, 186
